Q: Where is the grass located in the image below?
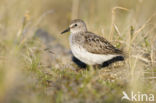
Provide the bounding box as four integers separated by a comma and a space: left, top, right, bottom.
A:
0, 0, 156, 103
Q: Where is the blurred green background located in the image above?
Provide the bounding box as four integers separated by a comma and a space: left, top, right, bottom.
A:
0, 0, 156, 103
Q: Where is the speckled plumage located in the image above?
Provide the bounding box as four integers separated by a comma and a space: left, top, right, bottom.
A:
61, 19, 124, 66
80, 32, 123, 55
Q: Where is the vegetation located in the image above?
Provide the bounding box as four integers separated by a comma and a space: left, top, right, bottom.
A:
0, 0, 156, 103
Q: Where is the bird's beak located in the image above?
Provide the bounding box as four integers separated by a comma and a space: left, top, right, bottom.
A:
61, 27, 70, 34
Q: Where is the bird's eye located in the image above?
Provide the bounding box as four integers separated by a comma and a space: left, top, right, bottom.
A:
74, 24, 77, 26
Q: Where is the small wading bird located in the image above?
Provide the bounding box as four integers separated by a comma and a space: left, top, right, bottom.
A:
61, 19, 125, 68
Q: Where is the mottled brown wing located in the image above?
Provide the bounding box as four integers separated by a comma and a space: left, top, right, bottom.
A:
83, 32, 123, 55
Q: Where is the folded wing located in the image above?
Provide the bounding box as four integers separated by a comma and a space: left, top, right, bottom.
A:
83, 32, 123, 55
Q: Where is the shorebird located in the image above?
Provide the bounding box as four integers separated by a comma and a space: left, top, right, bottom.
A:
61, 19, 124, 68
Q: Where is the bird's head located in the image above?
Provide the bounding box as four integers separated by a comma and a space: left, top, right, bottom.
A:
61, 19, 87, 34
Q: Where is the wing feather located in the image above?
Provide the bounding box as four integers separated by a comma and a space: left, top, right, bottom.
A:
83, 32, 123, 55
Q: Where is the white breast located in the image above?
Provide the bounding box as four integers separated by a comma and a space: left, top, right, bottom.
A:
69, 34, 117, 65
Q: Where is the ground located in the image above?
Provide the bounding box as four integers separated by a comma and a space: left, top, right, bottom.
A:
0, 0, 156, 103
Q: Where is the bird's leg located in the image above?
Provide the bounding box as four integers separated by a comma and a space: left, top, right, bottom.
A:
93, 64, 101, 69
87, 65, 92, 70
